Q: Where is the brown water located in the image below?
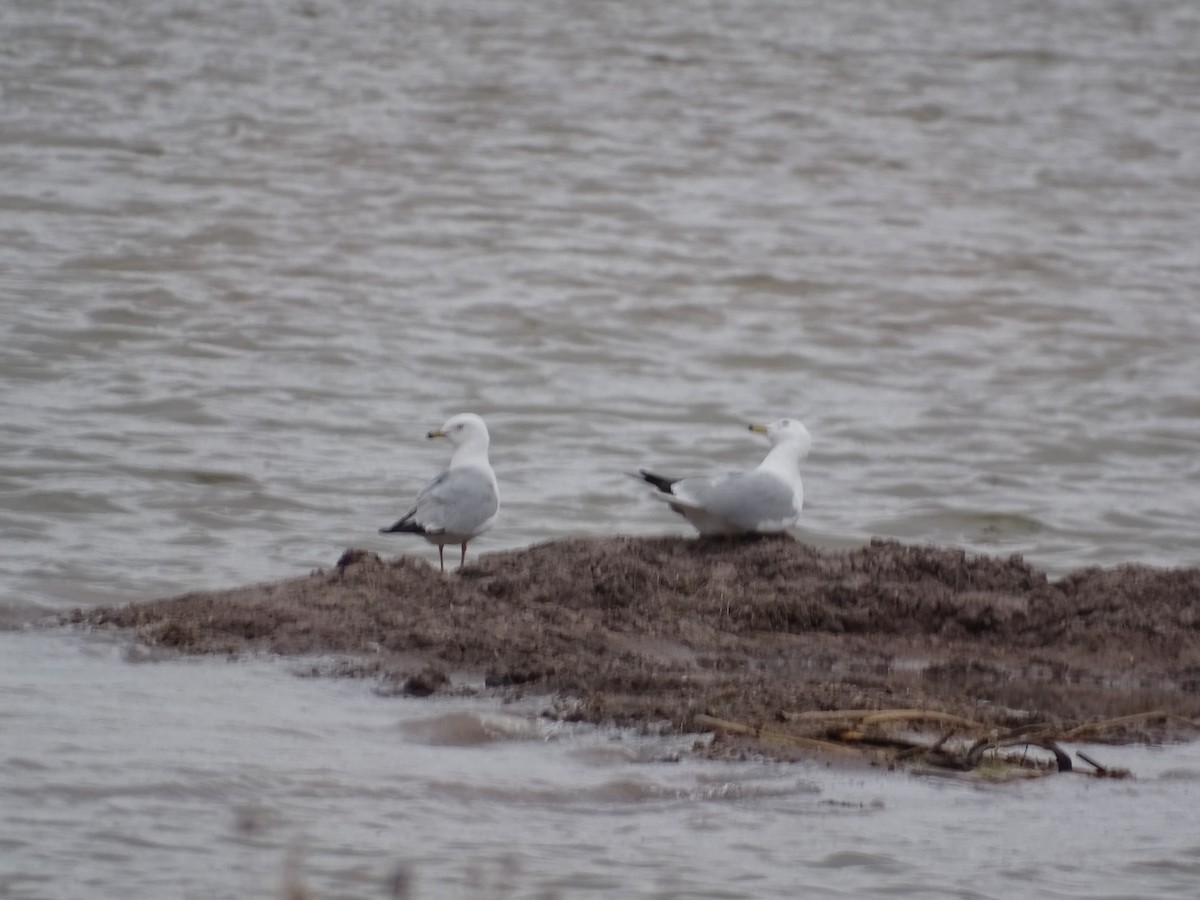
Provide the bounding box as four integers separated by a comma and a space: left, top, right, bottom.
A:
3, 0, 1200, 896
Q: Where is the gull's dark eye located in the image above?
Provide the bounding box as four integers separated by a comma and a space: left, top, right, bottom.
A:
781, 419, 790, 426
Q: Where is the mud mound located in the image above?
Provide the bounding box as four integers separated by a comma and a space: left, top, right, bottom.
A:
69, 537, 1200, 741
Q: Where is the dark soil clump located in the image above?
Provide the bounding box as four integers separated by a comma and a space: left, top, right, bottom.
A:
68, 536, 1200, 745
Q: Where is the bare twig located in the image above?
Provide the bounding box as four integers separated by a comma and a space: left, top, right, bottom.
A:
1060, 710, 1170, 741
695, 714, 867, 757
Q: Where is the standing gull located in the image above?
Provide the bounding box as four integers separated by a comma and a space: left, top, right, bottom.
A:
636, 418, 811, 535
380, 413, 499, 572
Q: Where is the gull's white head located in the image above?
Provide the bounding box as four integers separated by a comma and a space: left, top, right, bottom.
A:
428, 412, 490, 449
749, 417, 812, 457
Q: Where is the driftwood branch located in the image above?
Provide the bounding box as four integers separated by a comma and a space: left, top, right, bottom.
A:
696, 707, 1166, 780
694, 714, 868, 758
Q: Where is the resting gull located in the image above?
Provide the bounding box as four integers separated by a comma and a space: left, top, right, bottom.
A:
380, 413, 499, 572
636, 418, 811, 535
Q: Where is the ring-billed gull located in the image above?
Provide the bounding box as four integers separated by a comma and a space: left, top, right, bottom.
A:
380, 413, 499, 572
635, 418, 811, 535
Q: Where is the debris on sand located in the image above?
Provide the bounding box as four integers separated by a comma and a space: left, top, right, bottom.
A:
67, 536, 1200, 767
694, 709, 1196, 779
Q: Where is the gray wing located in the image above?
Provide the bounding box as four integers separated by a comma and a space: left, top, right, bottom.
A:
409, 467, 498, 536
672, 470, 799, 531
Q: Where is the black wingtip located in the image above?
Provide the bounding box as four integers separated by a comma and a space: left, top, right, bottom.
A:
634, 469, 677, 494
380, 519, 426, 535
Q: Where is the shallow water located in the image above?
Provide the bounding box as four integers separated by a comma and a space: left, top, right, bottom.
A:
2, 0, 1200, 896
4, 630, 1200, 900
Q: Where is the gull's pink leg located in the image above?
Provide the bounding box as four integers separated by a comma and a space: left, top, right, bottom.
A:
460, 542, 468, 568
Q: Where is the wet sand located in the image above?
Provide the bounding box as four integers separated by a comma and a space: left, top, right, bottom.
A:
69, 537, 1200, 748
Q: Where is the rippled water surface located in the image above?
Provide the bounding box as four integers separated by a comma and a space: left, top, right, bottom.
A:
3, 0, 1200, 896
4, 630, 1200, 900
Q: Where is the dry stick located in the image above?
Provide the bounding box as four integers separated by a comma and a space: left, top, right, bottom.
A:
1076, 750, 1108, 774
781, 708, 989, 733
781, 709, 893, 723
833, 730, 926, 752
1059, 710, 1175, 741
858, 709, 990, 732
782, 709, 993, 766
694, 714, 867, 758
